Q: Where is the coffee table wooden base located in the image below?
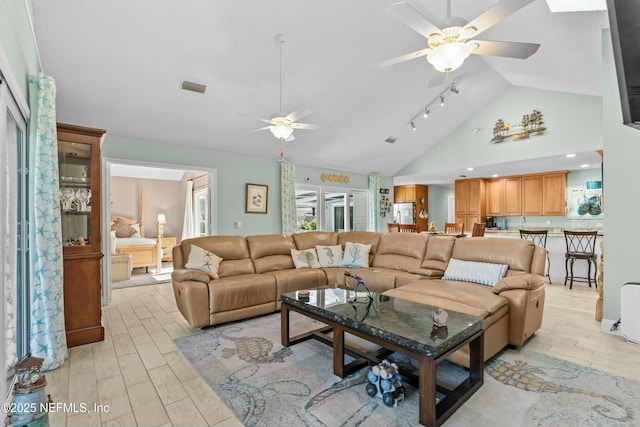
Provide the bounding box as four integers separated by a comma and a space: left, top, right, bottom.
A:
282, 302, 484, 427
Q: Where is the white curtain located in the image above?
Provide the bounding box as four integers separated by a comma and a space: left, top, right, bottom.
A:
28, 73, 68, 370
182, 180, 195, 240
368, 175, 381, 232
281, 162, 296, 235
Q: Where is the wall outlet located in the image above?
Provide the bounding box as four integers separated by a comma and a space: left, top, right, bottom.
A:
234, 221, 242, 229
546, 220, 552, 225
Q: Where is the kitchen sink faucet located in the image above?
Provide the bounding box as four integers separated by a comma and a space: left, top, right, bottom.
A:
520, 216, 526, 229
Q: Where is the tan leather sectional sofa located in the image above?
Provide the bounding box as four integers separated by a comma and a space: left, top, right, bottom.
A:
171, 231, 547, 364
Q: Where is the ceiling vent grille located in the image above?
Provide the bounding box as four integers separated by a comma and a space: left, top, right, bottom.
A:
385, 137, 397, 144
181, 81, 207, 94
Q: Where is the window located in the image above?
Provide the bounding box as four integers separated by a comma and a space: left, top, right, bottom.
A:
193, 188, 208, 236
295, 185, 369, 232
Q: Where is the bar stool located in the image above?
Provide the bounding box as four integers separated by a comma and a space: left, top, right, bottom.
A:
563, 230, 598, 289
519, 229, 551, 284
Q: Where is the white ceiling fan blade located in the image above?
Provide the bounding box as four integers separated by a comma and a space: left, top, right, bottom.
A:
462, 0, 535, 39
472, 40, 540, 59
386, 1, 443, 39
285, 107, 311, 123
379, 48, 431, 68
290, 122, 324, 131
285, 133, 296, 142
237, 112, 272, 124
247, 126, 272, 133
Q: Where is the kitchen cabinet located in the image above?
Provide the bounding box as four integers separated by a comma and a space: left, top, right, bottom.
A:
504, 177, 522, 216
543, 172, 567, 215
454, 178, 485, 233
58, 123, 106, 347
393, 184, 428, 231
486, 177, 522, 216
522, 175, 543, 215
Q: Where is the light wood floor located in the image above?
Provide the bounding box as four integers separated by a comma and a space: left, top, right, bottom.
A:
45, 281, 640, 426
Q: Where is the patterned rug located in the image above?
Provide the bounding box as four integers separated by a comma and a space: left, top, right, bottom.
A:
174, 313, 639, 427
111, 263, 173, 289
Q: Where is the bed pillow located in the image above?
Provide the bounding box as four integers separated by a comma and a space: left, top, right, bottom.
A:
291, 249, 321, 269
342, 242, 371, 268
131, 223, 142, 238
442, 258, 508, 287
110, 230, 117, 254
316, 245, 343, 268
185, 244, 223, 279
111, 218, 136, 238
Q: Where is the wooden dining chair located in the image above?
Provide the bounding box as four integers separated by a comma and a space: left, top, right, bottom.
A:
471, 223, 485, 237
398, 224, 417, 233
444, 222, 464, 235
387, 223, 400, 233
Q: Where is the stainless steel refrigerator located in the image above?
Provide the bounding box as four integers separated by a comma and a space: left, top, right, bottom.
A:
393, 203, 415, 225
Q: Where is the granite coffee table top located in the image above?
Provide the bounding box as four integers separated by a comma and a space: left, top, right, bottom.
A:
281, 287, 483, 359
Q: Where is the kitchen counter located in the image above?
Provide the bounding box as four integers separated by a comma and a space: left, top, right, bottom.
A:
485, 228, 603, 238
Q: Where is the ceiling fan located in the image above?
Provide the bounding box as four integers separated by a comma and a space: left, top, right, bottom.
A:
241, 35, 323, 142
382, 0, 540, 86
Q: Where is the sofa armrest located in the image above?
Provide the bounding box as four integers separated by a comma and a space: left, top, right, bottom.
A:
171, 268, 210, 284
493, 274, 545, 294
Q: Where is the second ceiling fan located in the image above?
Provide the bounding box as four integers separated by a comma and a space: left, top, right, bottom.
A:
383, 0, 540, 86
242, 34, 323, 142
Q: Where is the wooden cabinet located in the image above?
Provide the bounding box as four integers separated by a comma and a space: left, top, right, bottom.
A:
393, 185, 428, 231
543, 172, 567, 215
486, 177, 522, 216
58, 123, 106, 347
153, 236, 176, 262
454, 178, 485, 233
522, 175, 543, 215
504, 177, 522, 216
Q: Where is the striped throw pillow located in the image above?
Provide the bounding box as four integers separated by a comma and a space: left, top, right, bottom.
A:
442, 258, 508, 287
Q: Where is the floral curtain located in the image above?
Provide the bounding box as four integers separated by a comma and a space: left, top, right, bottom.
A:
281, 162, 296, 235
28, 73, 67, 370
368, 175, 381, 232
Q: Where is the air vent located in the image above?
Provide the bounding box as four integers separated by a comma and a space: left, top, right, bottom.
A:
385, 137, 397, 144
181, 81, 207, 94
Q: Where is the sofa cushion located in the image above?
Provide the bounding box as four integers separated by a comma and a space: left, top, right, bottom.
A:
247, 234, 295, 273
184, 244, 223, 279
419, 236, 456, 274
373, 233, 429, 273
208, 274, 276, 314
271, 269, 327, 301
451, 237, 535, 274
443, 258, 508, 287
292, 231, 339, 250
316, 245, 343, 268
291, 249, 321, 269
343, 242, 372, 268
179, 236, 255, 277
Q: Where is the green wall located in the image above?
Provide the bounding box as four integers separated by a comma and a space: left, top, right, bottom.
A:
398, 86, 602, 179
103, 135, 391, 235
601, 30, 640, 322
0, 0, 40, 99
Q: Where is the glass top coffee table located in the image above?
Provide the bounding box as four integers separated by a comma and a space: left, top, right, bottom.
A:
281, 287, 484, 427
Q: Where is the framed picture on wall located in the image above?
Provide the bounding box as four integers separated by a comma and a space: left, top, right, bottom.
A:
246, 183, 268, 214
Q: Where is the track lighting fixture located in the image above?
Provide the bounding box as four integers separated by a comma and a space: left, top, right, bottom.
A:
406, 79, 461, 132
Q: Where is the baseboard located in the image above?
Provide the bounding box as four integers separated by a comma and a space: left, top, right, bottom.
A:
601, 318, 622, 336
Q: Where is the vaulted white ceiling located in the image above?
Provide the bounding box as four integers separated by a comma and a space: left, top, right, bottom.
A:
31, 0, 608, 179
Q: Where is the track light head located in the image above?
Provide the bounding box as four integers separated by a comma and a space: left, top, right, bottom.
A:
423, 108, 430, 118
410, 121, 416, 131
440, 95, 445, 106
450, 84, 459, 94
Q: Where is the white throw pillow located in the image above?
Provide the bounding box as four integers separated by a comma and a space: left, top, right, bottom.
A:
316, 245, 344, 268
442, 258, 508, 287
291, 249, 321, 269
342, 242, 372, 268
131, 223, 141, 238
185, 244, 223, 279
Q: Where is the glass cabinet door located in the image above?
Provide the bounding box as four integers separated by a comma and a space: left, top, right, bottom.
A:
58, 140, 93, 247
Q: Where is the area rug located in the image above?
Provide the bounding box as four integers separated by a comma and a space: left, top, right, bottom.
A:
175, 313, 638, 427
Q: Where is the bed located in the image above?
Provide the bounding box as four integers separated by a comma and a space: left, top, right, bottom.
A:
111, 187, 160, 271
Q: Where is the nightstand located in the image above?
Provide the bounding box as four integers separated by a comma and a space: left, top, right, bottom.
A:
153, 236, 177, 262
